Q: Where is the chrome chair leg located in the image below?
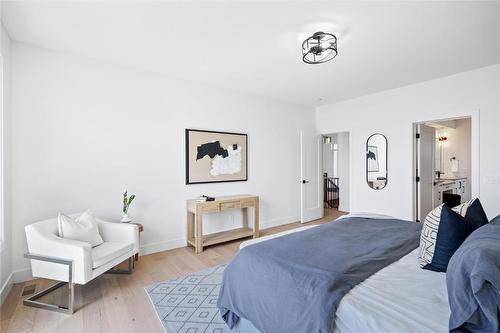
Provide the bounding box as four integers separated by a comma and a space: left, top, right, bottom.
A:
23, 253, 134, 314
105, 256, 134, 274
23, 253, 75, 314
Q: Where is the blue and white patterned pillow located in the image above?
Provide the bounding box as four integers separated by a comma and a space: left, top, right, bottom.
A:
418, 200, 474, 268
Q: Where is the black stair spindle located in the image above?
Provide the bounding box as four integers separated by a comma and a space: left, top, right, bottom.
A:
323, 176, 339, 209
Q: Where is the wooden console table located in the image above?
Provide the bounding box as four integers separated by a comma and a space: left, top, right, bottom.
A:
186, 195, 259, 254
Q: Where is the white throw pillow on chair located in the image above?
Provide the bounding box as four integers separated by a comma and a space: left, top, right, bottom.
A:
58, 210, 104, 247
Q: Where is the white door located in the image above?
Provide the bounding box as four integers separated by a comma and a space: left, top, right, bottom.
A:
300, 132, 324, 223
417, 124, 436, 221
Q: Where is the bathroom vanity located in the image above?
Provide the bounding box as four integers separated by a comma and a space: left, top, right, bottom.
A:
434, 177, 468, 207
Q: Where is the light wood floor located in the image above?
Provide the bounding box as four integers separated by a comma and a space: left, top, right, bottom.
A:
0, 208, 345, 333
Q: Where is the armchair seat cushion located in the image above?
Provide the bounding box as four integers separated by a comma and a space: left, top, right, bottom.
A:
91, 242, 134, 269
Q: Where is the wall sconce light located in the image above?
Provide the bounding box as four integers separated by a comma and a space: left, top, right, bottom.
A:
438, 136, 447, 141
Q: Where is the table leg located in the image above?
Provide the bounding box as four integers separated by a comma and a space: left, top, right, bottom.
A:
187, 211, 194, 246
135, 227, 141, 261
195, 210, 203, 254
253, 203, 259, 238
242, 207, 248, 229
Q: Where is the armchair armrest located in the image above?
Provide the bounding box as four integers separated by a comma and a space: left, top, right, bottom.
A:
24, 252, 74, 280
25, 224, 92, 284
96, 220, 139, 254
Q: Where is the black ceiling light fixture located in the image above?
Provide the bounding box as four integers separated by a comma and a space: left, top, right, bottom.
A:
302, 31, 337, 64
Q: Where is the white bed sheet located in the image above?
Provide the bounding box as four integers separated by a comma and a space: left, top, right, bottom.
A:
336, 212, 398, 220
234, 214, 450, 333
334, 248, 449, 333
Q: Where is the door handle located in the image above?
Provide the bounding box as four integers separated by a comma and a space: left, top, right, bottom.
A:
302, 180, 309, 184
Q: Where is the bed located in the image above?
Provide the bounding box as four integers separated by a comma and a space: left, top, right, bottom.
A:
220, 214, 450, 333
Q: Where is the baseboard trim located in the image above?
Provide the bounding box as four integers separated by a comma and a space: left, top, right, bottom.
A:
140, 237, 186, 256
260, 215, 300, 229
0, 267, 33, 304
0, 271, 14, 305
12, 267, 33, 283
139, 215, 299, 256
3, 215, 303, 293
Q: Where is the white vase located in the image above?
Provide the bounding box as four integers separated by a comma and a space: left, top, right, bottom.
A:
121, 213, 132, 223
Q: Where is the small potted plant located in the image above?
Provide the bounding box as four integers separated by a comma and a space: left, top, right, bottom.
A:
121, 190, 136, 223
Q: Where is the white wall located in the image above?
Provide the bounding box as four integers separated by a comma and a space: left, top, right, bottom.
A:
10, 43, 315, 276
0, 21, 12, 304
322, 141, 333, 178
322, 134, 338, 179
316, 64, 500, 220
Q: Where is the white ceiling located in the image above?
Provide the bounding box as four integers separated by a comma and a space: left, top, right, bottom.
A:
2, 1, 500, 107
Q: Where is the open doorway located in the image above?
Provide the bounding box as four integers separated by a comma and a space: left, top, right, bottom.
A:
322, 132, 350, 217
414, 117, 472, 222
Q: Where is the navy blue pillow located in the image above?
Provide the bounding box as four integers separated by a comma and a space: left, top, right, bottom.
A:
464, 199, 489, 233
424, 205, 469, 272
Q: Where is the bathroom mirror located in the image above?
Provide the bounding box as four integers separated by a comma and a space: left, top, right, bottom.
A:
366, 133, 388, 190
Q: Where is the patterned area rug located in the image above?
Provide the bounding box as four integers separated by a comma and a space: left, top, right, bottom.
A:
145, 264, 228, 333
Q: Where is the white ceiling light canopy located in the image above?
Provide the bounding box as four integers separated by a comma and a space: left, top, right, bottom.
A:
302, 31, 338, 64
296, 20, 348, 44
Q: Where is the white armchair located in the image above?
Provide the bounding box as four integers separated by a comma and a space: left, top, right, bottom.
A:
24, 214, 139, 314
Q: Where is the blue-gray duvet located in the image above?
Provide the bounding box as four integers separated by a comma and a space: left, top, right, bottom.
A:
217, 217, 422, 333
447, 222, 500, 333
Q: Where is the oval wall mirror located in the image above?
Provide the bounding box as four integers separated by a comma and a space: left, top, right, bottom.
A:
366, 133, 388, 190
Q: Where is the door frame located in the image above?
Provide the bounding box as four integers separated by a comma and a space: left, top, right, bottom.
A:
319, 131, 351, 214
414, 123, 436, 222
412, 111, 480, 221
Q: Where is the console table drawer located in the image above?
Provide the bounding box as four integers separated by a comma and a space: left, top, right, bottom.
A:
240, 199, 255, 208
220, 201, 241, 211
201, 203, 220, 213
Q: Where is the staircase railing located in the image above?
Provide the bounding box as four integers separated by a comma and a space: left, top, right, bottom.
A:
324, 177, 339, 209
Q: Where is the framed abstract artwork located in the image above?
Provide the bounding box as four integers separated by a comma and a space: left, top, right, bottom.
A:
185, 129, 248, 184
